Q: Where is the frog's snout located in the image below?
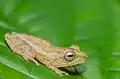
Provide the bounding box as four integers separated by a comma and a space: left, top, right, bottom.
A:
79, 52, 88, 60
83, 54, 88, 60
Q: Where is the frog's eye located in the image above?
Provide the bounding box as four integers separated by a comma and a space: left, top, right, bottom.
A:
64, 51, 75, 61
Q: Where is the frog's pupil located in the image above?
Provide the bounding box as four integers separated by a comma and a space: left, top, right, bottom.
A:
68, 55, 73, 57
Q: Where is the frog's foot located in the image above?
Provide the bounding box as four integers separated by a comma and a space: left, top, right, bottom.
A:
44, 64, 69, 76
55, 69, 69, 76
23, 56, 40, 66
31, 59, 40, 66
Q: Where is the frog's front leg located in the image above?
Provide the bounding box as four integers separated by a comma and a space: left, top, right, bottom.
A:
46, 64, 69, 76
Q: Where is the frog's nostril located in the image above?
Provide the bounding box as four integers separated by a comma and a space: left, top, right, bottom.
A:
84, 55, 88, 60
80, 52, 88, 60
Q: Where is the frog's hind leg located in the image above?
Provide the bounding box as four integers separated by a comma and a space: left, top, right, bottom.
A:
22, 52, 40, 66
21, 46, 40, 66
20, 45, 40, 66
5, 33, 39, 65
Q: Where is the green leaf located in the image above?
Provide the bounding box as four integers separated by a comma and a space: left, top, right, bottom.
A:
0, 0, 120, 79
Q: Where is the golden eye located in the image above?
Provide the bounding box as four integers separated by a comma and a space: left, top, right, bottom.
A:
64, 51, 75, 61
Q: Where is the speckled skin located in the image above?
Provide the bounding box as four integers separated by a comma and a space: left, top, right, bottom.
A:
5, 32, 88, 76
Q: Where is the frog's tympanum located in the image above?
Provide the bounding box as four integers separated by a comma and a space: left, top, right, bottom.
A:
5, 32, 88, 76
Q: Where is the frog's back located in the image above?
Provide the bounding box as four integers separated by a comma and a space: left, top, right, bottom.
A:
5, 32, 52, 59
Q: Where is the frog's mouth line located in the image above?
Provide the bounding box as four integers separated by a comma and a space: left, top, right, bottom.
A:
59, 64, 87, 75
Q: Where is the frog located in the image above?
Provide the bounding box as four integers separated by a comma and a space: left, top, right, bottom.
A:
4, 32, 88, 76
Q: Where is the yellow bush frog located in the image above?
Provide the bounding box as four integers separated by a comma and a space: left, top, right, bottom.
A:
5, 32, 88, 76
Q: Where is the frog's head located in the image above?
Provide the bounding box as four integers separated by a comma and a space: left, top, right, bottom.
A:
63, 45, 88, 75
64, 45, 88, 64
53, 45, 88, 75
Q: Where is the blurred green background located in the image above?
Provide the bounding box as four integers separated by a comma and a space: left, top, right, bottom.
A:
0, 0, 120, 79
